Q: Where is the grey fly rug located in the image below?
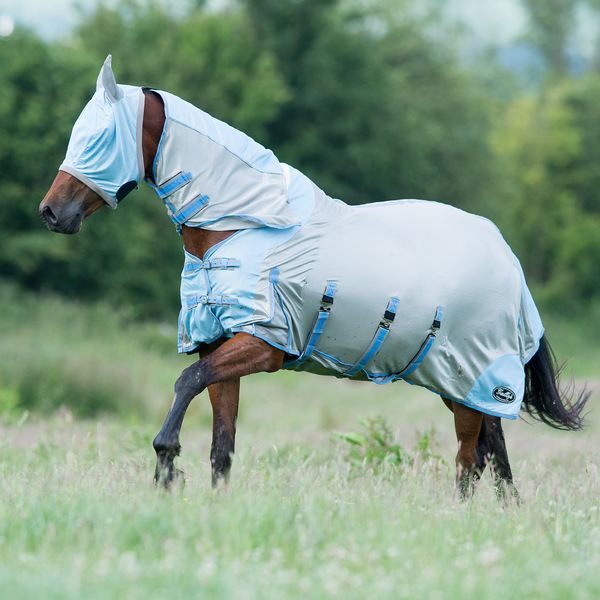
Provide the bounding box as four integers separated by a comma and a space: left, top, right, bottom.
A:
60, 58, 545, 420
148, 90, 544, 420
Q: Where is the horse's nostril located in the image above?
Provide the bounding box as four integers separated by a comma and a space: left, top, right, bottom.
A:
41, 205, 58, 225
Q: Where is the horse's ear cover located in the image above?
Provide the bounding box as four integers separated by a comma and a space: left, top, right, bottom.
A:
59, 54, 145, 209
96, 54, 124, 103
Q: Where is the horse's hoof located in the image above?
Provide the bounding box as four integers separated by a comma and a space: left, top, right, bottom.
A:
495, 482, 521, 507
172, 468, 186, 490
154, 466, 186, 491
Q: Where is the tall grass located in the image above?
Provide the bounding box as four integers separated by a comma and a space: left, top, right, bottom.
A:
0, 282, 192, 418
0, 414, 598, 599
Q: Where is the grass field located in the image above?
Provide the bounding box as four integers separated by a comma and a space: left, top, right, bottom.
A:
0, 286, 598, 598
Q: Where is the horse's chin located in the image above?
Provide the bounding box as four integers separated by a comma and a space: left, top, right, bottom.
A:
46, 214, 83, 235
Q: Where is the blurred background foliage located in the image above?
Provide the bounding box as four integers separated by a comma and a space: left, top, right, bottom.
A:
0, 0, 599, 322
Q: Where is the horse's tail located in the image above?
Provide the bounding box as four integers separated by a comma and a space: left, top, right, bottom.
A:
522, 335, 589, 430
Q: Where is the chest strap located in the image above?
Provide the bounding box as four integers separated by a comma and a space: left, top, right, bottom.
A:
170, 194, 209, 225
184, 258, 241, 273
183, 294, 240, 309
343, 297, 400, 378
154, 171, 192, 199
151, 171, 211, 226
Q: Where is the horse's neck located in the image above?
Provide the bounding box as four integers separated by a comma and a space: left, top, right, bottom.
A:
142, 91, 238, 258
181, 225, 236, 258
142, 90, 165, 181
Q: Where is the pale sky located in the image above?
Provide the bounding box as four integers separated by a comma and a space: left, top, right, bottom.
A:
0, 0, 597, 57
448, 0, 527, 45
1, 0, 528, 42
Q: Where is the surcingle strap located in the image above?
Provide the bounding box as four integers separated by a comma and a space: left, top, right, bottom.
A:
397, 305, 444, 378
294, 281, 337, 366
183, 258, 241, 273
343, 297, 400, 377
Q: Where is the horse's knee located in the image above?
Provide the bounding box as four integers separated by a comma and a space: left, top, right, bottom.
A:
174, 362, 207, 397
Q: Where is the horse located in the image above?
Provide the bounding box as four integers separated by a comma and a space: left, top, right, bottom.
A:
39, 56, 589, 499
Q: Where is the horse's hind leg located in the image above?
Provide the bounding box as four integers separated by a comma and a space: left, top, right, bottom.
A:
481, 415, 520, 503
447, 400, 484, 499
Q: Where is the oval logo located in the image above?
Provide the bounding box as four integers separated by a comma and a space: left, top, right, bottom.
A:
492, 386, 516, 403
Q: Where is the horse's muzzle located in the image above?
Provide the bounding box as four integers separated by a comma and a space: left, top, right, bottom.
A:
39, 204, 83, 234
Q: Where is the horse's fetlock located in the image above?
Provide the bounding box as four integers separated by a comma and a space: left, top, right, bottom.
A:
153, 435, 181, 457
211, 452, 232, 472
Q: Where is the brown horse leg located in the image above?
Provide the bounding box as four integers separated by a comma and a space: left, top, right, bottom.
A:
153, 333, 283, 488
442, 397, 453, 413
443, 398, 519, 502
208, 379, 240, 487
451, 401, 484, 499
443, 396, 487, 472
481, 415, 520, 503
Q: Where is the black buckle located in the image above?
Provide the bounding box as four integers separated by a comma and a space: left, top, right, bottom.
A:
320, 293, 334, 312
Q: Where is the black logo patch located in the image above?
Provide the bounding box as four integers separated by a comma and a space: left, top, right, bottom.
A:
492, 386, 516, 403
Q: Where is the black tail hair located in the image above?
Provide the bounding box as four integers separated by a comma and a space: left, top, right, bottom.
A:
523, 335, 589, 430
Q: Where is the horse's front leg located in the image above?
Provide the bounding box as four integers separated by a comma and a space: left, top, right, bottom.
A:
208, 379, 239, 487
153, 333, 283, 488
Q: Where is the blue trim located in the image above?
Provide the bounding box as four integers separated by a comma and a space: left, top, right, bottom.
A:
269, 266, 294, 353
447, 397, 519, 420
343, 297, 400, 378
233, 328, 293, 355
276, 287, 294, 354
313, 350, 353, 368
202, 230, 246, 260
193, 213, 301, 230
154, 171, 192, 199
171, 194, 209, 225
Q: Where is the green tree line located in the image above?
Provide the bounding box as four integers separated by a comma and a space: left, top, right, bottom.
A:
0, 0, 598, 319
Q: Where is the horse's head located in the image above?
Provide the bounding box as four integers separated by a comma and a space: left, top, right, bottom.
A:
39, 55, 144, 234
